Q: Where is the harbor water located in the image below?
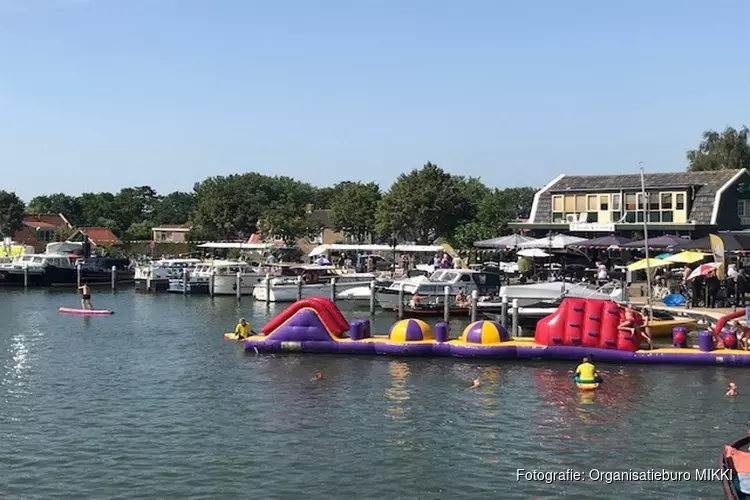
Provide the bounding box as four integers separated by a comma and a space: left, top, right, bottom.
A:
2, 288, 748, 499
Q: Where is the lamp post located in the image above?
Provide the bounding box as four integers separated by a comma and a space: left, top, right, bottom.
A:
390, 232, 397, 278
639, 161, 653, 320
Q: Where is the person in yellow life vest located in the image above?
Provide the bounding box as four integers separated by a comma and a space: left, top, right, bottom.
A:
234, 318, 252, 339
575, 356, 601, 383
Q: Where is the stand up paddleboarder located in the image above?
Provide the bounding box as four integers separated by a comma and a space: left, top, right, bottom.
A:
78, 283, 93, 310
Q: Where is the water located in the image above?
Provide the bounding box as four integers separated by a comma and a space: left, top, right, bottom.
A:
1, 288, 748, 499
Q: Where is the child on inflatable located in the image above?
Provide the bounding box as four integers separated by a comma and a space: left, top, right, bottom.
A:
618, 307, 652, 349
234, 318, 253, 339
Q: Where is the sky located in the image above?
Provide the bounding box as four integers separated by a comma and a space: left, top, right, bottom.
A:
0, 0, 748, 201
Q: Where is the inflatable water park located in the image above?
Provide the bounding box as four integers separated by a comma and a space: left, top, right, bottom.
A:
234, 297, 750, 366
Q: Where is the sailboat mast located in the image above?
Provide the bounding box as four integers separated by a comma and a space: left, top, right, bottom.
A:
639, 162, 653, 319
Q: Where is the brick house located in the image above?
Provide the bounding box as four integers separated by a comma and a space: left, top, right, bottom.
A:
152, 225, 192, 243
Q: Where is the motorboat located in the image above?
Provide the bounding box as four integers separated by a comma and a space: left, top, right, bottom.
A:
252, 265, 376, 302
375, 268, 503, 311
168, 260, 269, 295
0, 253, 132, 286
495, 281, 622, 308
134, 258, 202, 292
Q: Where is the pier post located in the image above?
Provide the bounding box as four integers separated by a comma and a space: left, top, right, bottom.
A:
146, 276, 152, 293
369, 280, 376, 315
76, 262, 81, 288
330, 277, 337, 302
511, 299, 519, 337
23, 264, 28, 288
236, 271, 241, 300
182, 268, 188, 295
265, 273, 271, 303
500, 295, 508, 328
397, 282, 404, 319
296, 275, 303, 301
470, 290, 478, 323
209, 269, 215, 297
443, 285, 450, 323
111, 265, 116, 291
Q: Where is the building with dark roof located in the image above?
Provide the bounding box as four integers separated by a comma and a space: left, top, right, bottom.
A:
510, 169, 750, 238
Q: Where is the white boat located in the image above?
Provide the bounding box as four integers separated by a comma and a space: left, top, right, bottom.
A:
375, 268, 503, 310
169, 260, 269, 295
495, 281, 622, 308
253, 265, 375, 302
134, 258, 202, 292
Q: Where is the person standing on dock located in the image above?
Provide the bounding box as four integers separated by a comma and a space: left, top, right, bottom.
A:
78, 283, 93, 310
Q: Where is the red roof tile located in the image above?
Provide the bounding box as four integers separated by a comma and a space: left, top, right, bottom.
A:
154, 224, 192, 230
77, 227, 120, 246
23, 213, 70, 228
24, 221, 58, 229
12, 228, 44, 252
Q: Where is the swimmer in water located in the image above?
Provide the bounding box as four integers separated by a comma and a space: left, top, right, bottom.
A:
78, 282, 92, 310
727, 383, 738, 397
470, 379, 481, 388
312, 372, 324, 381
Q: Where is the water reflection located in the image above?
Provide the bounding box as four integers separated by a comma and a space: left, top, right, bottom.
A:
384, 361, 410, 422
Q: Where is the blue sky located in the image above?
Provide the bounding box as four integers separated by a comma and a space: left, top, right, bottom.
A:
0, 0, 748, 201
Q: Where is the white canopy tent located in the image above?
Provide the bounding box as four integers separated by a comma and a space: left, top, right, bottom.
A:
517, 248, 550, 258
196, 242, 278, 250
517, 234, 587, 250
473, 234, 534, 249
308, 244, 444, 257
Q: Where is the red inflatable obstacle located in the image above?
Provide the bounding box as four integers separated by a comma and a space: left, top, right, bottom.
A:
535, 298, 643, 352
260, 297, 349, 337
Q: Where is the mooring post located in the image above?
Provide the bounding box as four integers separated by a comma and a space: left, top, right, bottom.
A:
511, 298, 519, 337
265, 273, 271, 303
111, 265, 116, 291
76, 262, 81, 288
209, 269, 215, 297
500, 295, 508, 328
443, 285, 450, 323
182, 268, 188, 295
397, 282, 404, 319
296, 275, 303, 301
330, 276, 337, 302
470, 289, 478, 323
23, 264, 28, 288
369, 280, 376, 315
236, 271, 241, 300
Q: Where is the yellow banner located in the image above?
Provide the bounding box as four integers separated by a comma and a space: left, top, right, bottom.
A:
709, 234, 725, 279
0, 245, 27, 257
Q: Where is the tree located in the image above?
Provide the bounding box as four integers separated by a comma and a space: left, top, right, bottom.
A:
258, 202, 322, 246
330, 182, 381, 243
687, 126, 750, 171
123, 220, 154, 241
79, 192, 119, 228
192, 174, 270, 239
452, 221, 494, 250
115, 186, 158, 231
27, 193, 83, 225
153, 191, 195, 226
53, 225, 77, 242
375, 162, 474, 243
0, 191, 25, 238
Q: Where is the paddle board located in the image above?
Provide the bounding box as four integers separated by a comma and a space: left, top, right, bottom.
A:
224, 333, 239, 340
59, 307, 114, 315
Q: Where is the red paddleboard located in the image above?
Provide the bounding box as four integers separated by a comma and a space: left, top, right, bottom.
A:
59, 307, 114, 315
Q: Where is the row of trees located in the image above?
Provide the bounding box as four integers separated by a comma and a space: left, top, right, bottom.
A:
1, 125, 747, 247
0, 163, 536, 248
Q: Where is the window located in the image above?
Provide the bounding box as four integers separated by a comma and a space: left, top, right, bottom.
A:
575, 195, 587, 212
587, 195, 598, 211
599, 195, 609, 211
552, 212, 564, 223
636, 212, 644, 223
625, 194, 636, 211
588, 212, 598, 222
662, 211, 673, 223
612, 211, 621, 222
649, 193, 660, 211
461, 274, 471, 282
564, 196, 575, 212
636, 193, 644, 210
676, 193, 685, 210
612, 194, 621, 211
552, 196, 563, 212
740, 200, 746, 217
648, 212, 661, 223
625, 212, 636, 223
661, 193, 672, 210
